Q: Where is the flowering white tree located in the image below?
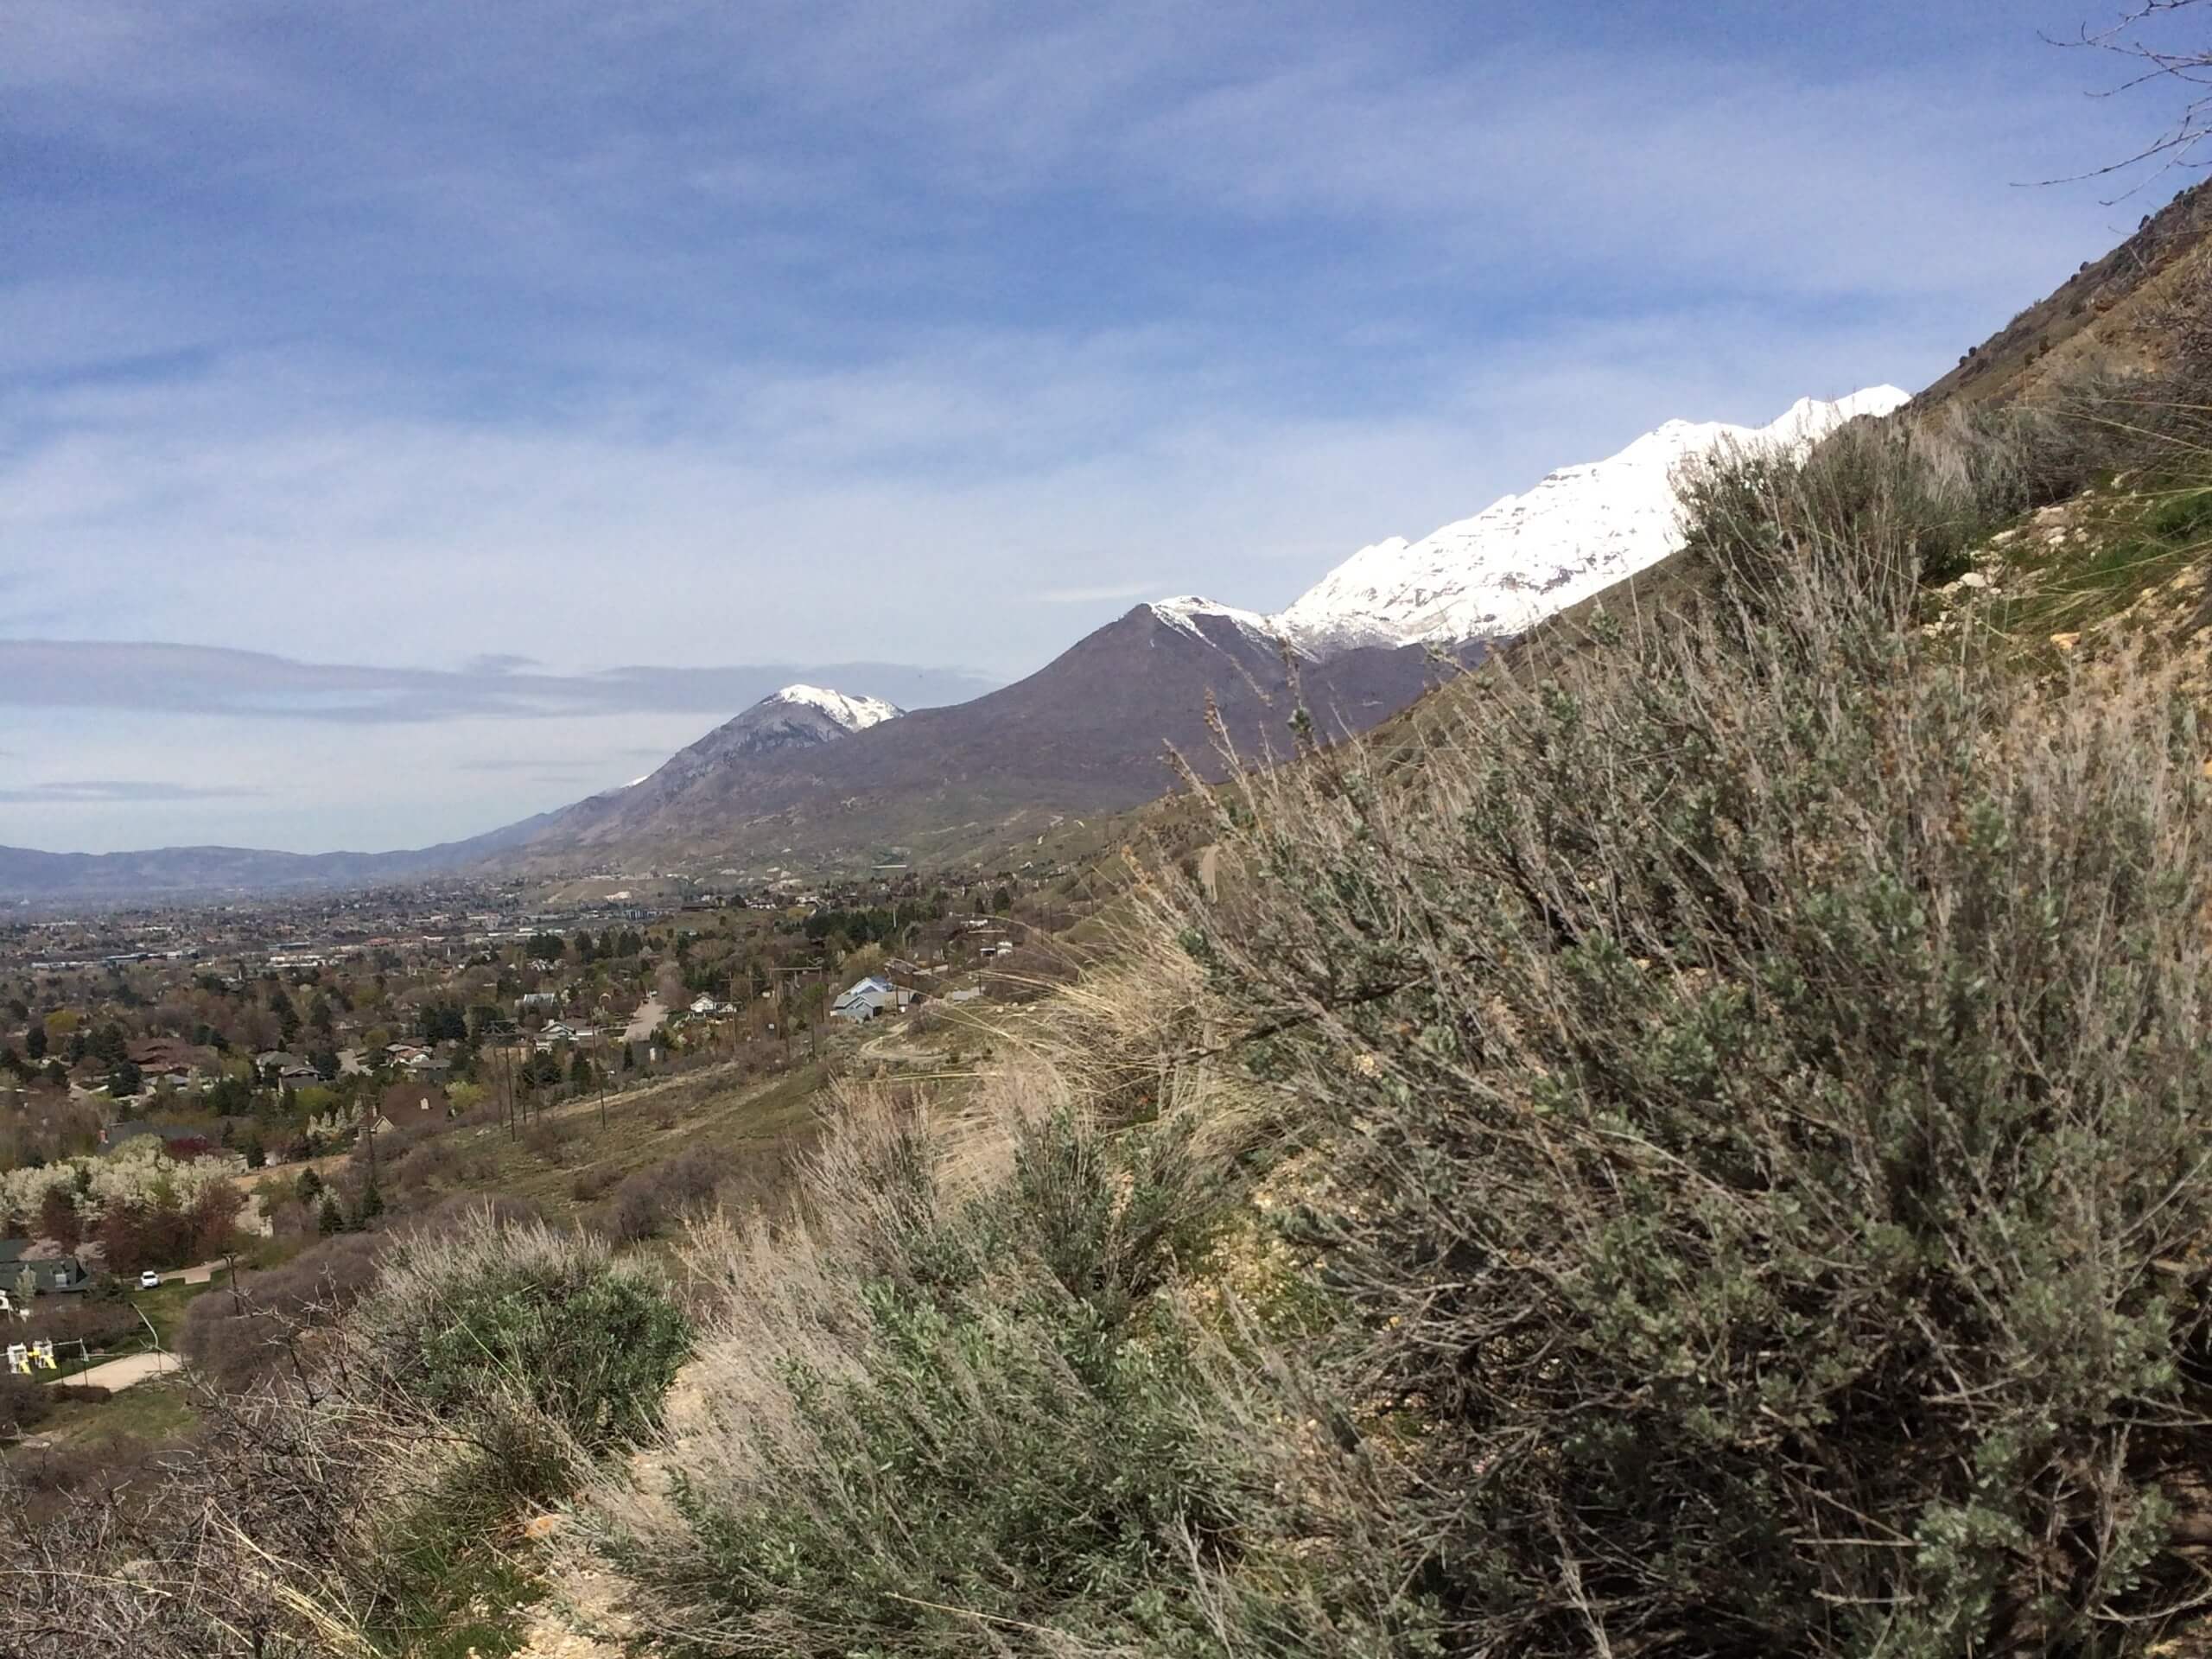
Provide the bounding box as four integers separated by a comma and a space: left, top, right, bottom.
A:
0, 1138, 247, 1237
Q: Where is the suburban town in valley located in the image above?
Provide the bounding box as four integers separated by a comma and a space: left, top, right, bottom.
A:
0, 857, 1054, 1387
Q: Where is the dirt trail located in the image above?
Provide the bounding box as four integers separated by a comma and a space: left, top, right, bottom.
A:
622, 998, 667, 1044
60, 1351, 180, 1391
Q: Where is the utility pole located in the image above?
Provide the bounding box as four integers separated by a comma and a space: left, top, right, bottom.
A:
492, 1021, 518, 1141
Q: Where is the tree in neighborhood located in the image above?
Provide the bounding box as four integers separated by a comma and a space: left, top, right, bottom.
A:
35, 1186, 81, 1250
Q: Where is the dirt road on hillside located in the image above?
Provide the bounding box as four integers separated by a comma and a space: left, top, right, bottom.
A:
61, 1351, 181, 1391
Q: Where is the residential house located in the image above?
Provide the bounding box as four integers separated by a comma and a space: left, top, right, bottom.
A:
830, 976, 912, 1024
0, 1240, 92, 1297
254, 1051, 321, 1084
125, 1035, 213, 1077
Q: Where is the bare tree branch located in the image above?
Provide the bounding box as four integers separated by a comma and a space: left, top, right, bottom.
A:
2037, 1, 2212, 196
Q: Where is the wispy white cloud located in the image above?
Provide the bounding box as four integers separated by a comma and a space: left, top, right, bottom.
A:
0, 779, 264, 804
1028, 579, 1170, 604
0, 642, 996, 722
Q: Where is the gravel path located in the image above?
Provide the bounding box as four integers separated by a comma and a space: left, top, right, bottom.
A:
61, 1351, 181, 1391
622, 997, 667, 1044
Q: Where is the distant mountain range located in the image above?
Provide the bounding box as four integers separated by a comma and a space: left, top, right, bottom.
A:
449, 612, 1452, 874
0, 385, 1924, 902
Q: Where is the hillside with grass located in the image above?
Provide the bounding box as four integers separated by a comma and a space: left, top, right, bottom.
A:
11, 188, 2212, 1658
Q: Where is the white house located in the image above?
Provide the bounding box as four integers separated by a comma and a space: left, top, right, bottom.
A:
830, 976, 912, 1023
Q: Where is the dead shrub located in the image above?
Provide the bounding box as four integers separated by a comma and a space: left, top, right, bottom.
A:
594, 1143, 732, 1244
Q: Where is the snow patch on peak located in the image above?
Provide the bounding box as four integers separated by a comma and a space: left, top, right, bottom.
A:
1273, 387, 1911, 656
1147, 595, 1279, 645
765, 683, 903, 732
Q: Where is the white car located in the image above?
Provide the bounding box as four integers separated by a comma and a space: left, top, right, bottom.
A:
138, 1270, 162, 1290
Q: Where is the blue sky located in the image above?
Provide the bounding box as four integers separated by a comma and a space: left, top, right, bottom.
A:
0, 0, 2193, 852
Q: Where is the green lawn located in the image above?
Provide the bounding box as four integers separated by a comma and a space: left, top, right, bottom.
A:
35, 1373, 198, 1451
127, 1271, 227, 1351
41, 1271, 228, 1381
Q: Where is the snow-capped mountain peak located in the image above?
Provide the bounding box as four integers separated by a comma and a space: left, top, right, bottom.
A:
1147, 595, 1277, 644
1270, 386, 1911, 656
766, 683, 902, 733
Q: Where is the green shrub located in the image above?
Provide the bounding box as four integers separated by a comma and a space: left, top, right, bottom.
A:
591, 1089, 1289, 1656
354, 1208, 689, 1461
0, 1374, 51, 1435
1170, 550, 2212, 1656
1675, 410, 2013, 601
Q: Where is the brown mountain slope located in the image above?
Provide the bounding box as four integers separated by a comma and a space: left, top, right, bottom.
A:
1918, 178, 2210, 409
499, 604, 1469, 870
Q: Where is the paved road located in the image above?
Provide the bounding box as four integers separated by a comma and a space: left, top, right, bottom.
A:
60, 1351, 181, 1391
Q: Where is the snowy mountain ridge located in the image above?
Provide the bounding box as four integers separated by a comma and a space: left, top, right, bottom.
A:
1145, 387, 1910, 660
1147, 595, 1278, 643
769, 683, 903, 732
